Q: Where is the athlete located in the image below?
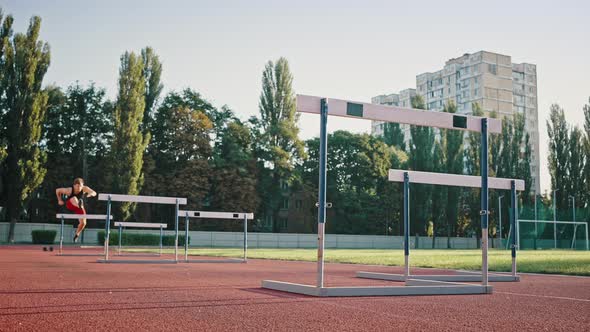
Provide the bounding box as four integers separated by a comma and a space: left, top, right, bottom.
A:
55, 178, 97, 242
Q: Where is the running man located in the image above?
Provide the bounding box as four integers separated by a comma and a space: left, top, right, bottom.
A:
55, 178, 97, 242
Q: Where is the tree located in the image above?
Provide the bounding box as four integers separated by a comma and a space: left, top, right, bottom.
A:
463, 103, 484, 239
381, 122, 406, 151
0, 16, 50, 242
143, 101, 213, 222
209, 120, 259, 230
584, 100, 590, 210
568, 127, 585, 215
547, 104, 570, 215
140, 46, 163, 134
111, 51, 149, 221
256, 57, 305, 232
301, 131, 395, 235
40, 83, 113, 222
442, 101, 463, 243
0, 8, 14, 204
407, 95, 435, 235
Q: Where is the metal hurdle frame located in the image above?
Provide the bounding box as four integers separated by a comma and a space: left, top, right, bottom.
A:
114, 222, 167, 257
262, 94, 502, 297
179, 210, 254, 263
356, 169, 523, 283
97, 194, 187, 264
56, 213, 112, 256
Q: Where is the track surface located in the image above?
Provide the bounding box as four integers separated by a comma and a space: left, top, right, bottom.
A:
1, 246, 589, 331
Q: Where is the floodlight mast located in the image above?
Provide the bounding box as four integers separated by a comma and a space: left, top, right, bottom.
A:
299, 95, 499, 290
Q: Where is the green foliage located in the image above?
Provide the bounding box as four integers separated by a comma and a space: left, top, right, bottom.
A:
381, 122, 406, 151
0, 15, 50, 242
302, 131, 403, 234
31, 230, 56, 244
442, 101, 463, 241
97, 230, 188, 246
210, 121, 259, 225
584, 100, 590, 209
255, 57, 305, 231
568, 127, 585, 215
408, 95, 435, 235
111, 51, 150, 221
140, 46, 163, 134
144, 105, 213, 211
547, 104, 570, 211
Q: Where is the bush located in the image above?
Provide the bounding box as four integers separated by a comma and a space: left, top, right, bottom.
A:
97, 231, 189, 246
32, 230, 57, 244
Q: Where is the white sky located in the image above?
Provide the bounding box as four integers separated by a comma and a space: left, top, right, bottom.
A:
2, 0, 589, 194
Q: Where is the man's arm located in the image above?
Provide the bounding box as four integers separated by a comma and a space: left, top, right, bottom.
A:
55, 187, 68, 205
83, 186, 97, 197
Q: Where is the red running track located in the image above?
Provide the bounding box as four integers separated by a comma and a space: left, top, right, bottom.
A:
0, 246, 589, 331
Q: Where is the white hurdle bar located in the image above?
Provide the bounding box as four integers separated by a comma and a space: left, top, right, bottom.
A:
98, 194, 186, 264
56, 214, 112, 256
356, 169, 524, 283
179, 210, 254, 263
113, 222, 167, 257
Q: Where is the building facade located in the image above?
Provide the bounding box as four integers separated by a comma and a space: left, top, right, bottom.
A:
371, 51, 541, 193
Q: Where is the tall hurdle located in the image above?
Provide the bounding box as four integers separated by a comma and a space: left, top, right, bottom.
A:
179, 210, 254, 263
97, 194, 187, 264
262, 94, 501, 297
56, 213, 112, 256
356, 169, 523, 283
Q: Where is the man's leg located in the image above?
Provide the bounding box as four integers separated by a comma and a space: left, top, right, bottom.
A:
68, 197, 86, 242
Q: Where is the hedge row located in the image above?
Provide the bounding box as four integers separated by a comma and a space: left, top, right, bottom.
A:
31, 230, 57, 244
97, 231, 189, 246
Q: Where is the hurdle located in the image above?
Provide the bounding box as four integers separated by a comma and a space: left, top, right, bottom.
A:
179, 210, 254, 263
113, 222, 167, 257
56, 213, 112, 256
97, 194, 187, 264
262, 94, 500, 296
356, 170, 522, 283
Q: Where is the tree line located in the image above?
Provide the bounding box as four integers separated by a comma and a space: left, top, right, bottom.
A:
0, 10, 588, 243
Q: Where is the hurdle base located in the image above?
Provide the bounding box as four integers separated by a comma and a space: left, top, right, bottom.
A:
57, 253, 103, 257
261, 280, 492, 297
356, 271, 519, 282
96, 259, 178, 264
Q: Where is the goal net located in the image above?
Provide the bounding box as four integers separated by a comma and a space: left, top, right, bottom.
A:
517, 220, 589, 250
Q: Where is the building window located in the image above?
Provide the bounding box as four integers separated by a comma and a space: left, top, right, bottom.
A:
488, 64, 497, 75
282, 198, 289, 209
281, 218, 288, 229
296, 200, 302, 209
280, 180, 289, 191
474, 88, 479, 96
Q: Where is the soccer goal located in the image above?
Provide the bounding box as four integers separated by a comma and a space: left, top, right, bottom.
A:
517, 219, 589, 250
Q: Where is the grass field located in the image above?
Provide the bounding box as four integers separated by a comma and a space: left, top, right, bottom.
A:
132, 248, 590, 276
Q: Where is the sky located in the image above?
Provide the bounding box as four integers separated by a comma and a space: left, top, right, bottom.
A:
2, 0, 589, 194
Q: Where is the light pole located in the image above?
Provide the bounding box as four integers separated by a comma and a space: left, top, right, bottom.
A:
498, 195, 504, 245
553, 189, 559, 249
568, 195, 576, 222
533, 193, 538, 250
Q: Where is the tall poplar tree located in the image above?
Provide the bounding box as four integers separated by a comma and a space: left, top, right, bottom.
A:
408, 95, 435, 235
584, 100, 590, 209
111, 51, 149, 221
141, 46, 163, 134
568, 127, 585, 215
1, 16, 50, 242
547, 104, 570, 214
382, 122, 406, 151
442, 101, 464, 240
256, 57, 305, 232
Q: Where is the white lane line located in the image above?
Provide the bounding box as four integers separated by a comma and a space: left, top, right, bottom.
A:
496, 291, 590, 302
